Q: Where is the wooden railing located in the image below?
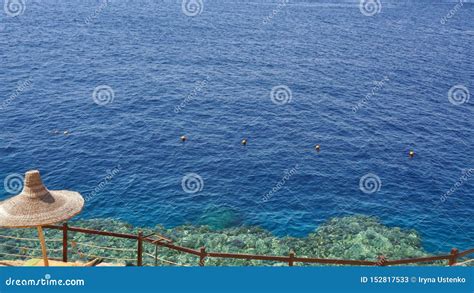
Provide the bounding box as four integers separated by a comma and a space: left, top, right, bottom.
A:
42, 223, 474, 267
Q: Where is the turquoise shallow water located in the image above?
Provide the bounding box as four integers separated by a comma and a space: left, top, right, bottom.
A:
0, 216, 437, 265
0, 0, 473, 254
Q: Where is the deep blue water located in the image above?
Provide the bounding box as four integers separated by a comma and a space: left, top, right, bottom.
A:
0, 0, 473, 253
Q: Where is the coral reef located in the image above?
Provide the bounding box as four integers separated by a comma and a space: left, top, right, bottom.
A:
0, 215, 455, 266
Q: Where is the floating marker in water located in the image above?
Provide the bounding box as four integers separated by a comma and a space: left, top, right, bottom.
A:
241, 139, 247, 146
180, 135, 187, 142
409, 150, 415, 158
315, 144, 320, 152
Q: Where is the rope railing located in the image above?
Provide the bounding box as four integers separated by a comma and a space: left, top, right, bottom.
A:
1, 223, 472, 267
454, 259, 474, 266
143, 252, 189, 266
0, 234, 62, 242
72, 241, 136, 252
0, 242, 62, 252
0, 252, 43, 259
0, 234, 63, 261
73, 252, 136, 262
68, 240, 136, 263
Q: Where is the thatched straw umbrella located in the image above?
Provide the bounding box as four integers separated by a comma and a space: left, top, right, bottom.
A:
0, 170, 84, 266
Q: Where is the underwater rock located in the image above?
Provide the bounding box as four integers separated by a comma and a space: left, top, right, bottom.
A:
0, 215, 457, 266
197, 205, 242, 229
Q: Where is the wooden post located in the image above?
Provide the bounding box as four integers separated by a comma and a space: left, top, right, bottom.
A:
376, 255, 387, 266
37, 226, 49, 267
137, 231, 143, 266
448, 248, 459, 266
154, 244, 159, 266
289, 251, 295, 266
199, 247, 206, 266
62, 223, 68, 262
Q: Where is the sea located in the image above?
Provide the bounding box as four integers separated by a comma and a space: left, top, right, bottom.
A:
0, 0, 473, 253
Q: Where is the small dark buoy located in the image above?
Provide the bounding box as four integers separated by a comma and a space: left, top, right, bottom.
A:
63, 130, 70, 136
409, 150, 415, 158
315, 144, 320, 152
180, 135, 187, 142
241, 139, 247, 146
